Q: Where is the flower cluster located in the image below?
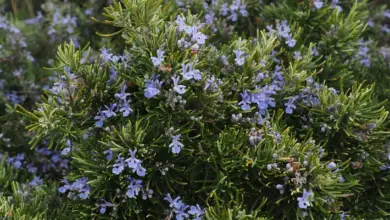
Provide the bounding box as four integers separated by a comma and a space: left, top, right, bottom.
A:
164, 193, 205, 220
94, 85, 133, 127
266, 20, 296, 48
112, 149, 146, 177
58, 177, 91, 200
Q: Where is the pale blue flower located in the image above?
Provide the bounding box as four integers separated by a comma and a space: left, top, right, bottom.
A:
188, 204, 205, 220
112, 156, 125, 175
297, 189, 313, 209
164, 193, 182, 209
169, 134, 184, 154
104, 149, 113, 160
313, 0, 324, 9
144, 76, 163, 98
99, 200, 114, 214
233, 50, 245, 66
102, 104, 117, 118
172, 76, 187, 94
151, 49, 165, 67
126, 178, 143, 198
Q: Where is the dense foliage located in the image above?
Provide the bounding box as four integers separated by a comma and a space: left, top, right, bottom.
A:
1, 0, 390, 219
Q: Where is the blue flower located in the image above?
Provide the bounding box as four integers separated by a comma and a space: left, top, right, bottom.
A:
144, 76, 163, 99
30, 176, 43, 187
99, 200, 115, 214
51, 154, 61, 163
118, 100, 133, 117
238, 91, 251, 111
172, 76, 187, 95
164, 193, 182, 209
293, 51, 302, 60
94, 108, 106, 127
104, 149, 113, 161
115, 85, 133, 117
174, 202, 189, 220
188, 204, 205, 220
184, 26, 208, 45
297, 189, 314, 209
181, 63, 202, 81
27, 163, 37, 173
125, 149, 140, 169
100, 47, 113, 62
151, 49, 165, 67
169, 134, 184, 154
220, 3, 229, 16
125, 149, 146, 177
233, 50, 245, 66
385, 9, 390, 19
112, 156, 125, 175
380, 163, 390, 170
251, 85, 276, 115
284, 97, 297, 114
338, 175, 345, 183
115, 85, 131, 101
58, 179, 71, 193
102, 104, 117, 118
126, 178, 143, 198
313, 0, 324, 9
61, 147, 70, 155
328, 162, 337, 169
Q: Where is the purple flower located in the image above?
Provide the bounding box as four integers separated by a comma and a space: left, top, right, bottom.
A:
220, 3, 229, 16
285, 97, 296, 114
144, 76, 163, 99
238, 91, 251, 111
251, 85, 276, 115
61, 147, 70, 155
184, 26, 208, 45
94, 108, 106, 127
126, 178, 143, 198
293, 51, 302, 60
175, 15, 187, 32
175, 202, 189, 220
125, 149, 146, 177
331, 0, 342, 11
151, 49, 165, 67
99, 200, 114, 214
100, 48, 113, 62
30, 176, 43, 187
188, 204, 205, 219
58, 179, 71, 193
51, 154, 61, 163
233, 50, 245, 66
286, 37, 296, 47
313, 0, 324, 9
112, 156, 125, 175
104, 150, 113, 160
328, 162, 337, 169
181, 63, 202, 81
385, 10, 390, 19
164, 193, 182, 209
78, 185, 90, 200
380, 163, 390, 170
169, 134, 184, 154
297, 189, 313, 209
27, 164, 37, 173
172, 76, 187, 94
102, 104, 117, 118
115, 85, 131, 101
